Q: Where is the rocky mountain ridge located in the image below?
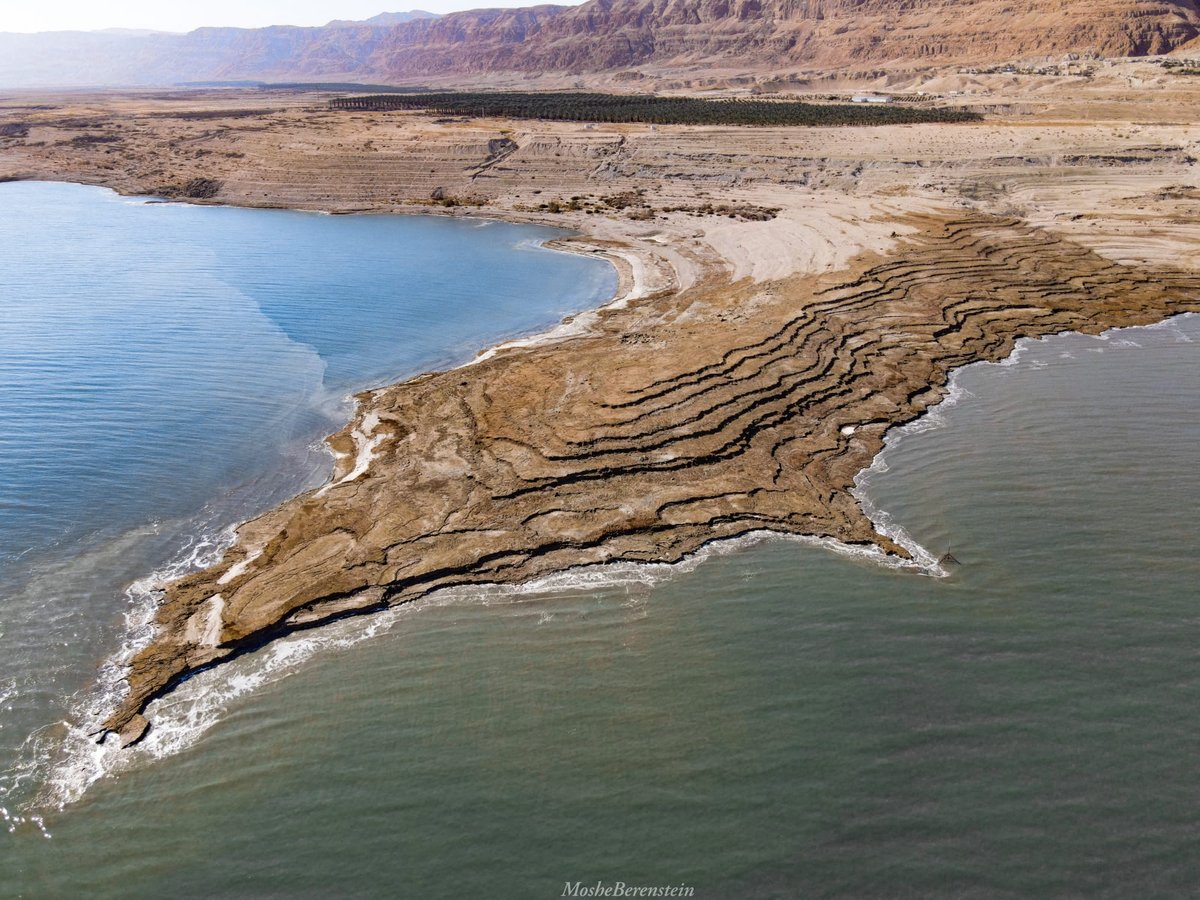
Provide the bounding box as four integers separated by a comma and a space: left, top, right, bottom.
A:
2, 1, 1199, 89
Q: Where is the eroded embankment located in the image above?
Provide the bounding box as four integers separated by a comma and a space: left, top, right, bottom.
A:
101, 212, 1200, 744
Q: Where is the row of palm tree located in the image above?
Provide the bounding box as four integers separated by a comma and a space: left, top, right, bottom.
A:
328, 92, 981, 126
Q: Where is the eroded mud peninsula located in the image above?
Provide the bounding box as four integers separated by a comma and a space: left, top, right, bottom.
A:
93, 212, 1196, 744
2, 76, 1198, 744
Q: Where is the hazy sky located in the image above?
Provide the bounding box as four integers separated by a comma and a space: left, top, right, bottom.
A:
0, 1, 570, 33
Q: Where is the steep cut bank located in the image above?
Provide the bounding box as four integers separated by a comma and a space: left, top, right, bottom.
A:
3, 0, 1200, 87
101, 213, 1200, 744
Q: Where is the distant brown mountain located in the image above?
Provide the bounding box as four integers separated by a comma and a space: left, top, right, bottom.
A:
369, 0, 1200, 77
326, 10, 440, 28
0, 22, 409, 88
2, 0, 1199, 88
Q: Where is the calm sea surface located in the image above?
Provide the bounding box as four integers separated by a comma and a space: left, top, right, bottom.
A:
2, 182, 1198, 898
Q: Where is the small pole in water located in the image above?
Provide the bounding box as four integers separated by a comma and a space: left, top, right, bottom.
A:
938, 550, 961, 568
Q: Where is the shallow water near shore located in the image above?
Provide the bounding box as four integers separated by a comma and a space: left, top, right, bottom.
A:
3, 182, 1200, 897
0, 180, 615, 819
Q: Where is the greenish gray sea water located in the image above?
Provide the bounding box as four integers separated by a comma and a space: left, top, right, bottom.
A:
2, 183, 1198, 898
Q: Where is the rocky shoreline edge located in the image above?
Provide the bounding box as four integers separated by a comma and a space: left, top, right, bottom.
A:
77, 200, 1200, 747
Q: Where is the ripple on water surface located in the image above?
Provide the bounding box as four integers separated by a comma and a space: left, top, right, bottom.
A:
0, 181, 617, 817
2, 182, 1199, 898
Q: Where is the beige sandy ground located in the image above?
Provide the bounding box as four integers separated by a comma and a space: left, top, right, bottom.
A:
3, 57, 1199, 288
1, 59, 1198, 744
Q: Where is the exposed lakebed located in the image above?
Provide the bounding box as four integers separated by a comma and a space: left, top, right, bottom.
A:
2, 182, 1199, 896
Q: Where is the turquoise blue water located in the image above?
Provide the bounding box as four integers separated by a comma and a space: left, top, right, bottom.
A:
2, 182, 1199, 898
0, 182, 614, 567
0, 181, 615, 822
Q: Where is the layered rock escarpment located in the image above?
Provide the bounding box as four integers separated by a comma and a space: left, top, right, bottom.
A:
372, 0, 1200, 76
101, 213, 1200, 745
4, 0, 1200, 88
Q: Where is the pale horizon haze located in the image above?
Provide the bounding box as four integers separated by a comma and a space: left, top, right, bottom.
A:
0, 0, 580, 34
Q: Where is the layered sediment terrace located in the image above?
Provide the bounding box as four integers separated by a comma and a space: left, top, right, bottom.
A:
103, 213, 1200, 743
1, 71, 1197, 744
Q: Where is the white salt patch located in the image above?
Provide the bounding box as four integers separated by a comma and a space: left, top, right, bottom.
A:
217, 548, 262, 585
202, 597, 224, 647
183, 595, 226, 647
317, 411, 384, 496
461, 245, 642, 368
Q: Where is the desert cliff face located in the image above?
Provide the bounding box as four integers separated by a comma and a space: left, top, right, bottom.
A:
373, 0, 1200, 76
3, 0, 1200, 88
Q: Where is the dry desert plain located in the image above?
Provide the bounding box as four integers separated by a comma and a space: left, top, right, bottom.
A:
1, 60, 1199, 744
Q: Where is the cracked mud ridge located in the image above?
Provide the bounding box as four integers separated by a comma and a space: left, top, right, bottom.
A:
101, 213, 1200, 744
